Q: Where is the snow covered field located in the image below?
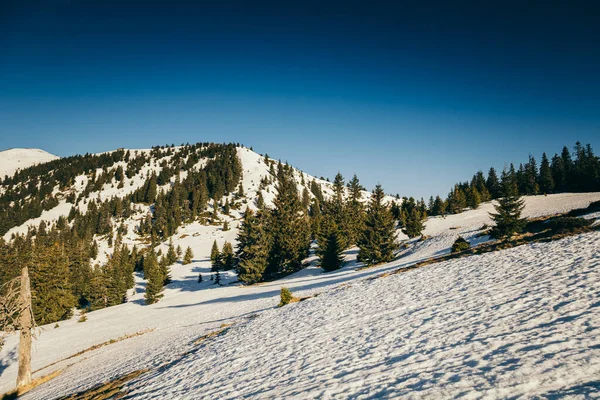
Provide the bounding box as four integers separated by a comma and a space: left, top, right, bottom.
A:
0, 192, 598, 399
0, 148, 59, 178
1, 146, 599, 398
126, 231, 600, 399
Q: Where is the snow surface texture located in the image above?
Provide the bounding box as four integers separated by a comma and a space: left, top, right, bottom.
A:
126, 232, 600, 399
0, 193, 598, 399
0, 148, 59, 178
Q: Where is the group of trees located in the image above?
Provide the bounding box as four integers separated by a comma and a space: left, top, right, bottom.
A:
232, 165, 400, 283
0, 142, 245, 323
425, 141, 600, 217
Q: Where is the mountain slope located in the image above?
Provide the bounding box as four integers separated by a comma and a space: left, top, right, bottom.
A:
0, 148, 59, 178
125, 231, 600, 399
0, 192, 598, 398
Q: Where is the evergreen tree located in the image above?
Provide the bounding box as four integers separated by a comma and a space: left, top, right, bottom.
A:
357, 185, 398, 265
402, 208, 425, 238
320, 230, 344, 272
183, 246, 194, 265
236, 208, 270, 284
144, 251, 163, 305
30, 242, 77, 324
551, 153, 567, 192
490, 178, 526, 239
264, 165, 311, 278
166, 239, 177, 265
210, 240, 220, 264
486, 167, 501, 199
221, 241, 235, 270
255, 191, 265, 210
538, 152, 555, 194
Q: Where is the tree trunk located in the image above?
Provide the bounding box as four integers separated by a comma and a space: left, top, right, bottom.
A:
17, 266, 32, 389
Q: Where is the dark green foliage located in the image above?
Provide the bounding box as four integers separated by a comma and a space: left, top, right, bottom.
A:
221, 241, 235, 270
358, 185, 398, 265
451, 236, 470, 253
278, 287, 293, 307
236, 208, 270, 284
210, 240, 220, 264
320, 231, 344, 272
144, 252, 163, 305
30, 242, 77, 325
402, 208, 425, 238
547, 217, 592, 234
183, 246, 194, 265
538, 152, 554, 194
264, 164, 311, 279
490, 180, 526, 239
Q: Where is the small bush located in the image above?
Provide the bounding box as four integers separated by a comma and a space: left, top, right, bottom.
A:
278, 287, 293, 307
547, 216, 592, 234
451, 236, 470, 253
78, 313, 87, 323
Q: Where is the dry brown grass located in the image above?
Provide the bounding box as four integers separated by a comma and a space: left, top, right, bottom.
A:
34, 329, 154, 375
2, 369, 64, 400
56, 369, 149, 400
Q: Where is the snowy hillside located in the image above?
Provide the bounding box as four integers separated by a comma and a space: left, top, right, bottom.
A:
0, 148, 59, 178
1, 191, 599, 398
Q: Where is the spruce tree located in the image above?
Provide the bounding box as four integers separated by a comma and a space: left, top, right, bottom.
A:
144, 252, 163, 305
402, 208, 425, 238
166, 239, 177, 265
345, 174, 365, 246
538, 152, 555, 194
210, 240, 220, 264
320, 230, 344, 272
490, 178, 526, 239
221, 241, 234, 270
236, 208, 270, 284
486, 167, 501, 199
183, 246, 194, 265
265, 165, 310, 278
357, 185, 398, 265
30, 242, 77, 324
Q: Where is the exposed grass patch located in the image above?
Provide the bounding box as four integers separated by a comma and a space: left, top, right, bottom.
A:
192, 323, 233, 345
34, 329, 154, 375
1, 369, 64, 400
56, 369, 149, 400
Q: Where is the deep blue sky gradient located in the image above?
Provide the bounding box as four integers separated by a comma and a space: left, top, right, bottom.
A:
1, 1, 599, 198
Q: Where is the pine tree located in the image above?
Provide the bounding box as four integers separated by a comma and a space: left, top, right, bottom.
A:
144, 252, 163, 305
357, 185, 398, 265
265, 165, 310, 278
345, 174, 365, 246
486, 167, 501, 199
221, 241, 234, 270
320, 230, 344, 272
490, 178, 526, 239
236, 208, 270, 284
183, 246, 194, 265
256, 191, 265, 210
402, 208, 425, 238
210, 240, 220, 264
30, 242, 77, 324
166, 239, 177, 265
538, 152, 555, 194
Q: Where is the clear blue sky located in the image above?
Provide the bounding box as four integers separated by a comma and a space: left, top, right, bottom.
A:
1, 1, 599, 198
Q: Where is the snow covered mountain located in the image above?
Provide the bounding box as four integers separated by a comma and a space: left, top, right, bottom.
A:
0, 148, 59, 179
0, 143, 599, 399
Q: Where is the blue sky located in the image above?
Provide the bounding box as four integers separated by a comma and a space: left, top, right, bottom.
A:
1, 1, 599, 198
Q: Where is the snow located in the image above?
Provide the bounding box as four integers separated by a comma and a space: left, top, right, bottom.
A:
0, 192, 598, 399
125, 231, 600, 399
2, 145, 600, 398
0, 148, 59, 178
